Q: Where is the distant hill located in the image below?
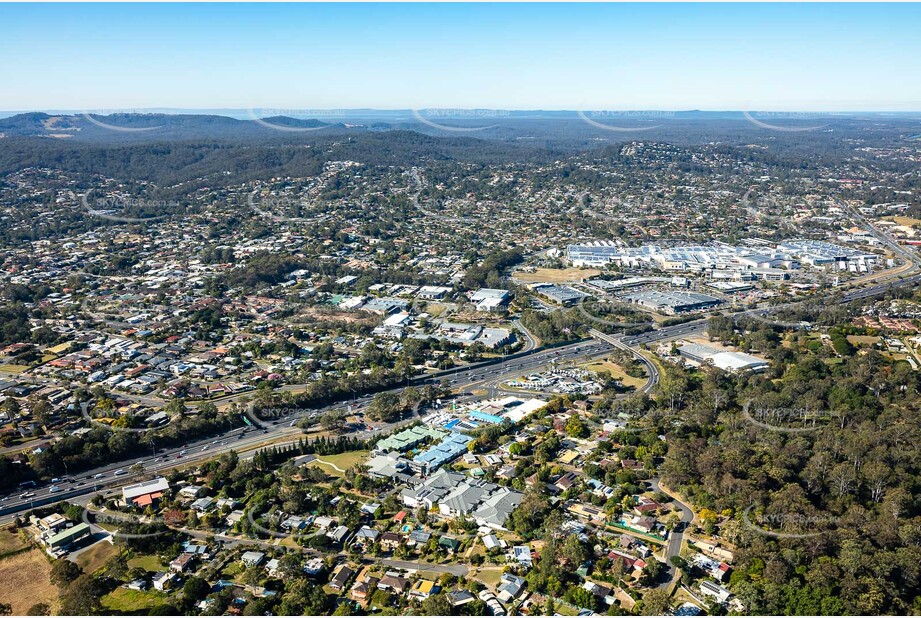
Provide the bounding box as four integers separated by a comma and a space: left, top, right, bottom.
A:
0, 112, 352, 142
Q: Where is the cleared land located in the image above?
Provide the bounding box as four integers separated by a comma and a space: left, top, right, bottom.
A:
308, 450, 369, 477
583, 360, 647, 389
101, 587, 169, 613
513, 267, 600, 284
0, 526, 29, 557
75, 540, 118, 575
0, 548, 60, 615
127, 553, 165, 572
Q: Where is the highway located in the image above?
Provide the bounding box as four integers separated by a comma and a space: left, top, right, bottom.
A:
588, 329, 661, 394
0, 338, 615, 519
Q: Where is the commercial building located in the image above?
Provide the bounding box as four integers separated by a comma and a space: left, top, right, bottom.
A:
622, 290, 723, 314
531, 283, 590, 306
469, 288, 510, 312
44, 522, 91, 553
401, 469, 523, 530
677, 343, 769, 373
122, 477, 170, 508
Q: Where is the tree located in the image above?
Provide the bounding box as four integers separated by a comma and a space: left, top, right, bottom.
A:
50, 560, 83, 589
640, 588, 671, 615
421, 593, 453, 616
568, 585, 597, 610
565, 415, 589, 438
26, 603, 50, 616
0, 603, 11, 616
59, 575, 102, 615
184, 576, 211, 601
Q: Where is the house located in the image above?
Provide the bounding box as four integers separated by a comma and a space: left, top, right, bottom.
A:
178, 485, 205, 500
377, 573, 409, 594
44, 523, 91, 553
152, 571, 177, 591
482, 534, 501, 551
303, 557, 325, 577
449, 590, 476, 606
407, 530, 431, 546
555, 471, 579, 492
191, 496, 214, 513
699, 581, 732, 604
169, 552, 196, 573
350, 576, 379, 601
329, 564, 354, 591
353, 526, 379, 546
497, 573, 526, 603
240, 551, 265, 567
327, 525, 350, 544
512, 545, 533, 567
409, 579, 440, 599
438, 536, 461, 553
379, 532, 402, 551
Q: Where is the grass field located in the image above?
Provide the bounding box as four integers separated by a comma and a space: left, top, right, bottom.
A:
0, 364, 27, 374
75, 540, 118, 575
0, 526, 28, 556
0, 548, 60, 615
101, 587, 169, 613
308, 450, 369, 478
473, 567, 504, 587
512, 267, 600, 284
847, 335, 881, 346
883, 215, 921, 227
127, 554, 165, 572
583, 360, 647, 389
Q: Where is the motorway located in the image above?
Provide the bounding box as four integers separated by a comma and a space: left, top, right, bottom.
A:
0, 338, 615, 520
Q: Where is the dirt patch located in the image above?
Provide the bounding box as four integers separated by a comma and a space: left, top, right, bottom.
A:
0, 548, 60, 615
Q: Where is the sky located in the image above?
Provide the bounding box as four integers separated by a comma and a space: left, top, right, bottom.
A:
1, 3, 919, 112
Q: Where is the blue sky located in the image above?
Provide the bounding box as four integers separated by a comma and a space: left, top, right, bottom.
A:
1, 3, 918, 111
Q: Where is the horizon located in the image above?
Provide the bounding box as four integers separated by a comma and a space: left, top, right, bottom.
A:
2, 3, 920, 112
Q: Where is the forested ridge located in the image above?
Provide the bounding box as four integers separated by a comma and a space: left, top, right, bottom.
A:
658, 318, 921, 615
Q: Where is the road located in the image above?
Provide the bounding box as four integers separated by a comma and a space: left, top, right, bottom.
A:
587, 328, 660, 394
649, 477, 694, 590
0, 338, 615, 519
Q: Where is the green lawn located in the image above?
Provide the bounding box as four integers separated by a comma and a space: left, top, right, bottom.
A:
308, 450, 369, 478
101, 588, 169, 612
127, 554, 165, 572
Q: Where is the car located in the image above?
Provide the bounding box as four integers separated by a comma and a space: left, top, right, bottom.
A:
179, 450, 187, 456
49, 485, 60, 493
19, 492, 35, 500
114, 469, 126, 476
51, 477, 61, 483
93, 473, 105, 479
201, 445, 209, 451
